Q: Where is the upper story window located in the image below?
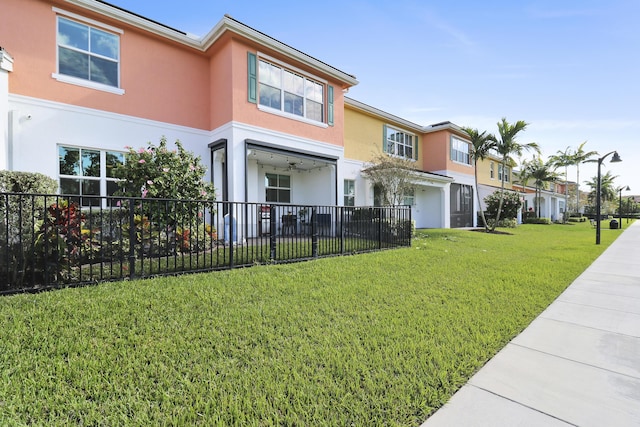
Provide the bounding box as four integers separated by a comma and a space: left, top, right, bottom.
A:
248, 52, 333, 127
498, 164, 510, 182
53, 10, 123, 94
259, 59, 324, 122
451, 136, 471, 165
384, 125, 417, 160
490, 162, 495, 179
58, 146, 124, 207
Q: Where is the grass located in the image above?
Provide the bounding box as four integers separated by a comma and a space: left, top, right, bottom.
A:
0, 221, 624, 426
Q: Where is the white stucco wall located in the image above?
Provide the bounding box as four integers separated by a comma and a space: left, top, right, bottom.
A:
8, 95, 210, 180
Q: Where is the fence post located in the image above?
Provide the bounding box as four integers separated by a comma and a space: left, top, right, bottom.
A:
228, 203, 234, 268
339, 206, 345, 254
128, 198, 135, 279
311, 207, 318, 257
378, 208, 383, 250
269, 205, 276, 260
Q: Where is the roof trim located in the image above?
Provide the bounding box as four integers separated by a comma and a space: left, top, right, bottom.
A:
65, 1, 358, 87
345, 97, 424, 132
345, 97, 470, 138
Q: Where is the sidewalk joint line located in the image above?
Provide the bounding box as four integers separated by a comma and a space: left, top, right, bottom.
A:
468, 384, 579, 426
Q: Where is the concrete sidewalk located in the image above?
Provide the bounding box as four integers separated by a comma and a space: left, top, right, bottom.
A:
422, 221, 640, 427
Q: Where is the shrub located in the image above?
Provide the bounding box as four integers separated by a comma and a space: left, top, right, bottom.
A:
568, 217, 586, 223
0, 171, 57, 194
113, 137, 216, 226
524, 217, 552, 224
0, 172, 58, 289
484, 190, 522, 220
486, 218, 518, 229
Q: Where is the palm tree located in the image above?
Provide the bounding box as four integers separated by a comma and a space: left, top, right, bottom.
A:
571, 141, 598, 214
463, 127, 497, 231
521, 156, 561, 217
494, 118, 540, 230
585, 171, 618, 212
549, 147, 573, 222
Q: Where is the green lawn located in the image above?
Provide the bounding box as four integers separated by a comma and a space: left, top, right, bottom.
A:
0, 221, 623, 426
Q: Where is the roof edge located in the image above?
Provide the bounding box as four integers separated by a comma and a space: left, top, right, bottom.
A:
64, 1, 358, 87
345, 97, 424, 132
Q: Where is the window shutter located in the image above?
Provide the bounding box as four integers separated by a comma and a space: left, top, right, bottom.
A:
414, 135, 419, 160
450, 137, 455, 161
327, 85, 334, 126
382, 124, 388, 153
247, 52, 257, 103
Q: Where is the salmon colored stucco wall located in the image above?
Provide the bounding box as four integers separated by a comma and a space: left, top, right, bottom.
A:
2, 0, 211, 129
227, 39, 348, 146
208, 34, 234, 129
422, 130, 474, 177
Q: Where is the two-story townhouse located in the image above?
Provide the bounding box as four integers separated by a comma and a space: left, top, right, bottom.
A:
1, 0, 358, 239
1, 0, 482, 232
344, 101, 480, 228
343, 98, 453, 228
422, 121, 477, 228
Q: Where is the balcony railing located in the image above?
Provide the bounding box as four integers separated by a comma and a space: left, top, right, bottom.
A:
1, 193, 412, 294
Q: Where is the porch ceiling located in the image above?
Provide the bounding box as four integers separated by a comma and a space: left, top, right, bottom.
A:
248, 149, 334, 172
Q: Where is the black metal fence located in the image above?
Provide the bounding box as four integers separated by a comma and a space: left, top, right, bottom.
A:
1, 192, 412, 294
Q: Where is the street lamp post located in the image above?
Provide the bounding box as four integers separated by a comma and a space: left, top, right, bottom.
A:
619, 185, 631, 229
596, 151, 622, 245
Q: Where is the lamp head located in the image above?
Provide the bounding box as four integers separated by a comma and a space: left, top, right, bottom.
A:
610, 151, 622, 163
625, 185, 631, 191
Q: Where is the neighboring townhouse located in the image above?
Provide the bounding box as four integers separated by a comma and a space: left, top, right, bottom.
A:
476, 154, 515, 207
512, 179, 569, 221
1, 0, 480, 232
344, 100, 477, 229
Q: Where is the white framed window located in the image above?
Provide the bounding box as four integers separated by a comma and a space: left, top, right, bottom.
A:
403, 188, 415, 206
384, 125, 416, 160
344, 179, 355, 206
258, 59, 324, 123
55, 13, 122, 93
265, 173, 291, 203
58, 146, 124, 206
451, 136, 471, 165
498, 164, 510, 182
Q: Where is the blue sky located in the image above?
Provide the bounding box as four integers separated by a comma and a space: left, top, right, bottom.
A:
109, 0, 640, 194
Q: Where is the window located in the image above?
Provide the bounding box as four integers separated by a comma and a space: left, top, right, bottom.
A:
56, 15, 120, 88
403, 188, 415, 206
58, 146, 124, 206
490, 162, 495, 179
498, 164, 510, 182
451, 136, 471, 165
344, 180, 355, 206
265, 173, 291, 203
384, 125, 416, 160
258, 59, 324, 123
